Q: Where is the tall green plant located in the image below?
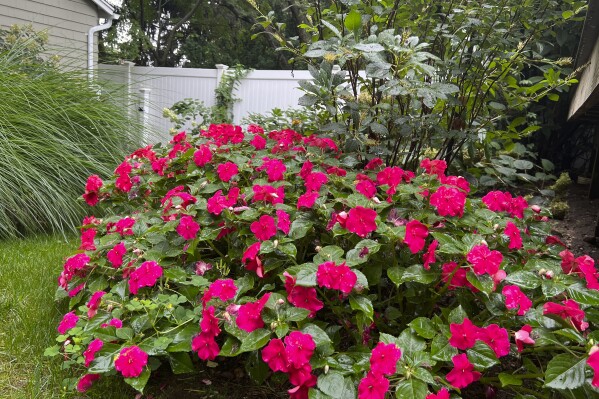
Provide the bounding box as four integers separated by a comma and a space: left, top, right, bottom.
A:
254, 0, 584, 170
0, 29, 140, 238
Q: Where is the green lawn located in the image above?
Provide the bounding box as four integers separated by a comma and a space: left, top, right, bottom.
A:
0, 235, 134, 399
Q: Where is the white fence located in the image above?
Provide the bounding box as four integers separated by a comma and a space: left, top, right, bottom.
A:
98, 63, 314, 142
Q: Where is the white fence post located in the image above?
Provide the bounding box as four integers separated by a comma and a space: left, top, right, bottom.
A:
215, 64, 229, 88
139, 88, 151, 144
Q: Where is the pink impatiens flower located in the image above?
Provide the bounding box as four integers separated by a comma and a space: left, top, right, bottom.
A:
297, 191, 319, 209
404, 219, 428, 254
276, 209, 291, 235
284, 272, 323, 317
356, 179, 377, 199
369, 342, 402, 376
204, 279, 238, 302
426, 388, 450, 399
86, 291, 106, 319
262, 338, 289, 372
284, 331, 316, 368
304, 172, 328, 192
478, 323, 510, 358
77, 374, 100, 392
128, 261, 163, 295
176, 215, 200, 240
114, 346, 148, 378
83, 339, 104, 367
242, 242, 264, 277
216, 162, 239, 182
420, 158, 447, 177
250, 215, 277, 241
346, 206, 377, 238
193, 145, 213, 167
236, 293, 271, 332
257, 157, 287, 182
58, 311, 79, 334
587, 347, 599, 387
107, 242, 126, 268
429, 185, 466, 217
316, 261, 357, 294
467, 244, 503, 275
79, 228, 96, 251
504, 221, 523, 249
449, 318, 480, 350
200, 306, 221, 336
446, 353, 481, 389
543, 299, 589, 331
422, 240, 438, 270
515, 325, 535, 352
192, 332, 220, 360
357, 371, 390, 399
502, 285, 532, 316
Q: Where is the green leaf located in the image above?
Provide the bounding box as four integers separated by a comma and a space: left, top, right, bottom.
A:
353, 43, 385, 52
290, 219, 313, 240
317, 371, 356, 399
408, 317, 436, 339
349, 295, 374, 321
431, 233, 464, 254
566, 283, 599, 306
397, 329, 426, 358
448, 306, 468, 324
430, 335, 457, 362
286, 307, 311, 322
239, 329, 271, 353
544, 353, 586, 389
346, 239, 381, 266
295, 263, 319, 287
504, 271, 541, 290
344, 9, 361, 32
43, 345, 60, 357
542, 279, 566, 298
168, 352, 195, 374
124, 368, 151, 392
302, 324, 331, 347
562, 10, 574, 19
394, 378, 427, 399
467, 341, 498, 369
498, 372, 523, 387
466, 272, 494, 294
314, 245, 345, 264
387, 266, 403, 286
398, 264, 437, 285
116, 327, 135, 341
514, 160, 534, 170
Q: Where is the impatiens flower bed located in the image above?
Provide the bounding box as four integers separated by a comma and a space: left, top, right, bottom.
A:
48, 124, 599, 398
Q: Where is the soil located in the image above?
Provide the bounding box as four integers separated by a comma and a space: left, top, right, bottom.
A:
551, 183, 599, 259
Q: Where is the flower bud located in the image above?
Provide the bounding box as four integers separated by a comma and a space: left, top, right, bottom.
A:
481, 239, 488, 246
274, 240, 279, 248
493, 224, 499, 230
538, 268, 547, 276
545, 270, 554, 279
276, 298, 285, 305
531, 205, 541, 213
315, 246, 322, 252
324, 364, 330, 374
590, 345, 599, 356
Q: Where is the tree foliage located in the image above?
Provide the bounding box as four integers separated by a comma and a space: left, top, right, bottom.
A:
100, 0, 307, 68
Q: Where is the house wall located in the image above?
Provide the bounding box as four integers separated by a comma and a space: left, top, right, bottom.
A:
0, 0, 100, 68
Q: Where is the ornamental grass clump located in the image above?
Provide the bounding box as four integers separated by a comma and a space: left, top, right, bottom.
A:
0, 29, 138, 237
50, 124, 599, 398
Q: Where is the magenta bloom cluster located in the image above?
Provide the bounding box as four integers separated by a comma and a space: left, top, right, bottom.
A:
49, 124, 599, 397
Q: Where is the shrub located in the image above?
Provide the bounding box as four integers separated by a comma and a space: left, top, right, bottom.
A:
49, 124, 599, 398
0, 27, 139, 237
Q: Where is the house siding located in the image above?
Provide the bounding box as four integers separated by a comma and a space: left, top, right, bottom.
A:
0, 0, 101, 68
